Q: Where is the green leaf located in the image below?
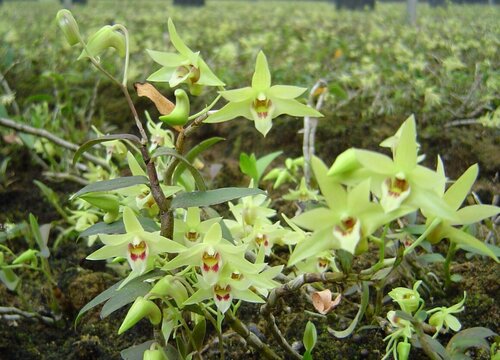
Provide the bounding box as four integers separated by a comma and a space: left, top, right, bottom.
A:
239, 152, 258, 184
419, 334, 449, 359
71, 176, 149, 199
75, 270, 163, 326
120, 340, 155, 360
256, 151, 283, 182
418, 253, 446, 264
0, 268, 20, 291
73, 134, 140, 165
79, 217, 160, 238
191, 318, 206, 352
446, 327, 497, 354
153, 147, 206, 191
446, 226, 498, 262
100, 278, 152, 319
173, 137, 224, 184
329, 83, 348, 100
303, 321, 317, 352
29, 214, 50, 258
303, 350, 313, 360
171, 187, 265, 209
328, 282, 369, 338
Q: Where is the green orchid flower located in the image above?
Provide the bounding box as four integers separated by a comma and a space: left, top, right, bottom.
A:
388, 280, 423, 314
239, 220, 287, 256
328, 116, 457, 220
229, 184, 276, 227
205, 51, 323, 137
163, 223, 257, 286
282, 177, 320, 202
91, 126, 127, 162
295, 250, 337, 274
147, 18, 224, 95
427, 292, 466, 338
288, 157, 401, 264
118, 152, 182, 216
183, 262, 278, 314
146, 116, 175, 152
87, 207, 185, 288
173, 207, 221, 247
424, 159, 499, 261
383, 311, 414, 360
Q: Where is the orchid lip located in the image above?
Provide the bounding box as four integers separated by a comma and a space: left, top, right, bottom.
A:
202, 251, 220, 273
185, 230, 200, 242
253, 98, 272, 119
128, 240, 147, 261
255, 233, 269, 247
214, 284, 231, 301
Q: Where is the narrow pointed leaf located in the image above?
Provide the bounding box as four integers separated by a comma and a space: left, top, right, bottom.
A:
328, 282, 369, 338
120, 340, 155, 360
445, 226, 498, 262
173, 137, 224, 184
73, 134, 140, 165
171, 187, 265, 209
256, 151, 283, 181
71, 176, 149, 199
153, 147, 206, 191
29, 214, 50, 258
79, 217, 160, 238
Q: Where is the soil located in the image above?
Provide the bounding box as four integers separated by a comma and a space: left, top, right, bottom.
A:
0, 103, 498, 360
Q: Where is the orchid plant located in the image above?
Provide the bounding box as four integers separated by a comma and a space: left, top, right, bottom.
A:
54, 9, 499, 360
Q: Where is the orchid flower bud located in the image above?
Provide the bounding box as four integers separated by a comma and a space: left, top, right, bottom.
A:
143, 349, 166, 360
79, 25, 126, 60
397, 341, 411, 360
388, 280, 423, 314
118, 296, 162, 334
56, 10, 81, 46
159, 89, 190, 126
149, 275, 188, 307
12, 249, 38, 266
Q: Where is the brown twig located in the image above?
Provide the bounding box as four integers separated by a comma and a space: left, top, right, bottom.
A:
225, 311, 281, 360
0, 117, 110, 170
0, 306, 55, 325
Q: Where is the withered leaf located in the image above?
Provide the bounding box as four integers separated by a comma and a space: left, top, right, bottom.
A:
134, 82, 175, 115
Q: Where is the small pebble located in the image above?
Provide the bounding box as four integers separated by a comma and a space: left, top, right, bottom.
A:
360, 349, 370, 357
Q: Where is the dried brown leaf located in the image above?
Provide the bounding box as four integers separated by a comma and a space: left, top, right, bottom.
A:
134, 82, 175, 115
